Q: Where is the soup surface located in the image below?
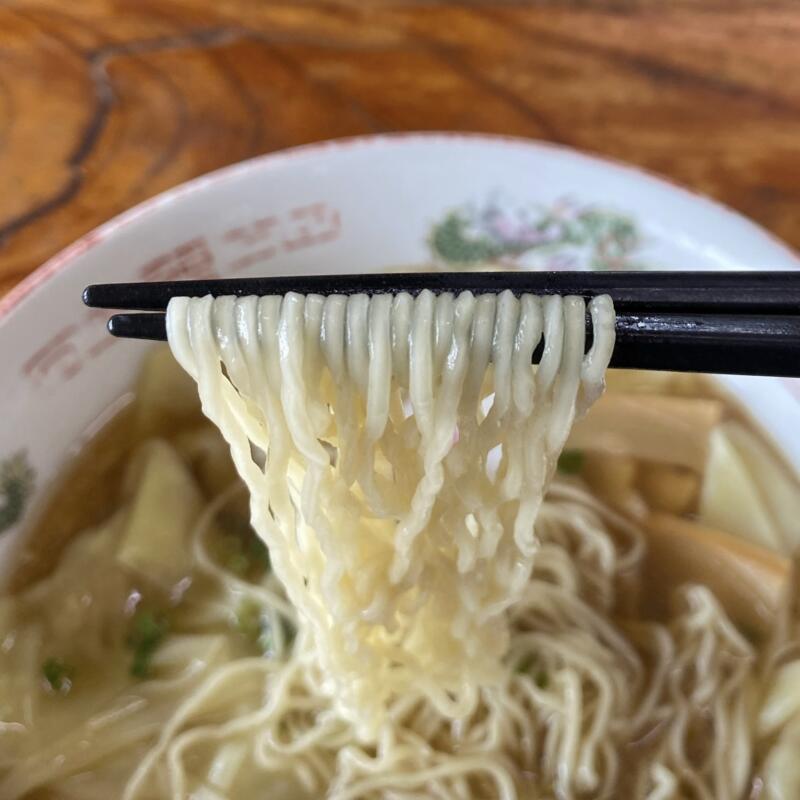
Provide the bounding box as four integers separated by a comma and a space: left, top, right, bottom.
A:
1, 336, 799, 799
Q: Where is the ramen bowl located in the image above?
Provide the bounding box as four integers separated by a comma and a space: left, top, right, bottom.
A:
1, 132, 798, 574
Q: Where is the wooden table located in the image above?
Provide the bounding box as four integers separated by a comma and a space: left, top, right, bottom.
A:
1, 1, 798, 296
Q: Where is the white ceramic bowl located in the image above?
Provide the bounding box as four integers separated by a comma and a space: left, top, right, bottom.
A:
1, 133, 798, 570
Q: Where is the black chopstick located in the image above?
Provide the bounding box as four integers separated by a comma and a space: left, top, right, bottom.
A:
103, 310, 800, 379
84, 271, 800, 378
84, 271, 800, 314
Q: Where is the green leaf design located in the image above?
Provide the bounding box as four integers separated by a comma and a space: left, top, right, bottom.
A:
429, 212, 505, 264
0, 451, 35, 534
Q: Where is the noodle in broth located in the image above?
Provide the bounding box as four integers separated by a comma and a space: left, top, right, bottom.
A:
0, 288, 798, 799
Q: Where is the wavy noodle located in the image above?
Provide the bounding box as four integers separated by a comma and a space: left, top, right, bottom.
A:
167, 291, 615, 735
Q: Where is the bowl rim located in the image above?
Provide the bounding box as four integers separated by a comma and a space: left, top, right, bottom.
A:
1, 131, 798, 324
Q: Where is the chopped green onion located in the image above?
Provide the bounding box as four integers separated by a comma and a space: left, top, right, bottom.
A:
235, 598, 273, 655
226, 548, 251, 576
217, 512, 271, 579
235, 599, 295, 657
515, 653, 536, 675
235, 597, 262, 641
42, 657, 74, 694
280, 617, 297, 651
246, 534, 270, 573
514, 652, 548, 688
127, 610, 168, 679
557, 450, 584, 475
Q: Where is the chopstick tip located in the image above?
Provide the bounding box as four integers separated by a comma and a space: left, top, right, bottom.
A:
106, 312, 168, 341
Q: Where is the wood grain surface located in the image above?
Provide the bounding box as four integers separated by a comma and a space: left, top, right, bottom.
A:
1, 0, 799, 296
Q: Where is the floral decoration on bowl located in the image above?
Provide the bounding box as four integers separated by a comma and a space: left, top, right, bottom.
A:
429, 195, 649, 271
0, 451, 35, 535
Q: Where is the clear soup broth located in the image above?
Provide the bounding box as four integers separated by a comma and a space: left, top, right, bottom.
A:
1, 346, 799, 799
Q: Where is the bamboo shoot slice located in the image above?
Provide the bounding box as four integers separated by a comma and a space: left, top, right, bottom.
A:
699, 427, 783, 552
568, 393, 723, 472
643, 513, 789, 637
117, 440, 203, 591
723, 422, 800, 551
